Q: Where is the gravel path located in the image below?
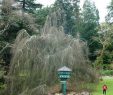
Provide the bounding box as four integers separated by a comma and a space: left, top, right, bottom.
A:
55, 91, 90, 95
101, 76, 113, 79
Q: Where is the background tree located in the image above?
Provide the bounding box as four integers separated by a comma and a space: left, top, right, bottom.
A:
73, 0, 81, 35
94, 23, 113, 69
54, 0, 81, 36
81, 0, 100, 60
35, 7, 52, 29
106, 0, 113, 23
15, 0, 42, 14
0, 0, 40, 93
95, 0, 113, 69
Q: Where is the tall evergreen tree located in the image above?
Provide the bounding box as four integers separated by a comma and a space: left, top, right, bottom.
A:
106, 0, 113, 23
15, 0, 42, 13
81, 0, 100, 60
54, 0, 81, 36
73, 0, 81, 35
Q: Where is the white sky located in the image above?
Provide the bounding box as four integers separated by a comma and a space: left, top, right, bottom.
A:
37, 0, 111, 22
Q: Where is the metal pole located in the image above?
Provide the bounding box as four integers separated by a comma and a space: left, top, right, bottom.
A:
61, 81, 66, 95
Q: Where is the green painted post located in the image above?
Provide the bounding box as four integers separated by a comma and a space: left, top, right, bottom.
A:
63, 81, 66, 95
57, 66, 72, 95
61, 81, 66, 95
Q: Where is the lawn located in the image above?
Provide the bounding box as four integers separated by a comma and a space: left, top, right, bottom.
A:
92, 76, 113, 95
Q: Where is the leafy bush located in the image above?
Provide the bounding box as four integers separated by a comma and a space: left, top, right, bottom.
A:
101, 70, 113, 76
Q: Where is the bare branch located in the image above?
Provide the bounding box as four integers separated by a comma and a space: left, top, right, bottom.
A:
0, 23, 10, 35
0, 43, 10, 55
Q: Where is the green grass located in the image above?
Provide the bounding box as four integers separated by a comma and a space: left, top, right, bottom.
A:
92, 76, 113, 95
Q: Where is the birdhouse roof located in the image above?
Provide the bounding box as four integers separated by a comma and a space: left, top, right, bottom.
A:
58, 66, 72, 72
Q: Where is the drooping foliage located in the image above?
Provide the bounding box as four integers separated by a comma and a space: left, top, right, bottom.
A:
5, 11, 98, 95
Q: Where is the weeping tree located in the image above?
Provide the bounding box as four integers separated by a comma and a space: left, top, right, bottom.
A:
5, 10, 98, 95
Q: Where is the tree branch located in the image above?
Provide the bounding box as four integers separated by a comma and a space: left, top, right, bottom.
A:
0, 24, 10, 35
0, 43, 10, 55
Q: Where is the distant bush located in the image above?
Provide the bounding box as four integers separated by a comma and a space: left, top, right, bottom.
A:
101, 70, 113, 76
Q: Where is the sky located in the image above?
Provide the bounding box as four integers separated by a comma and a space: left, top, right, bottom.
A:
37, 0, 111, 22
